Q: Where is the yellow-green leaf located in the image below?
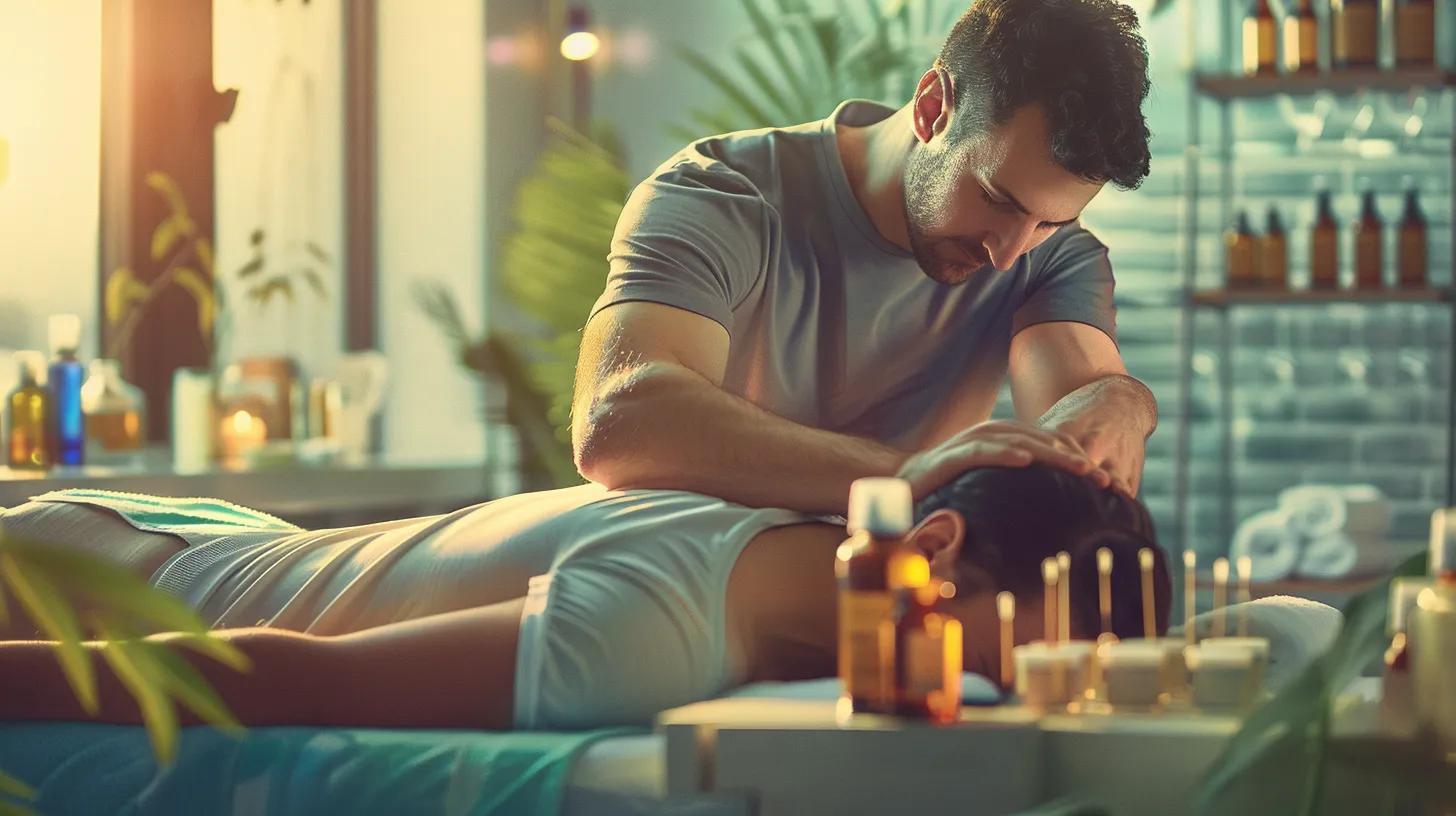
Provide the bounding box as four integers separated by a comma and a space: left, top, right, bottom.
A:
0, 552, 97, 714
104, 268, 151, 327
172, 267, 215, 338
6, 542, 209, 635
97, 633, 179, 765
193, 237, 214, 274
145, 171, 190, 219
0, 800, 39, 816
146, 642, 246, 736
0, 770, 33, 800
159, 631, 251, 674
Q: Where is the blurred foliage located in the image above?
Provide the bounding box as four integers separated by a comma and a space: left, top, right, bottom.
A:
1193, 552, 1451, 815
0, 522, 250, 811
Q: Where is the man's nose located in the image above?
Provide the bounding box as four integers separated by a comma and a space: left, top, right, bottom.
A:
986, 215, 1039, 270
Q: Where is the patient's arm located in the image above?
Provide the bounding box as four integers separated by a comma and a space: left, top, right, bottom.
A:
0, 598, 525, 730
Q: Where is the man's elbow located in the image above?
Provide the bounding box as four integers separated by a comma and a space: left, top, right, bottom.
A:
571, 361, 683, 489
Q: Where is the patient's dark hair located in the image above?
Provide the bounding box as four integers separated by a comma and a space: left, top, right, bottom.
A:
915, 464, 1171, 639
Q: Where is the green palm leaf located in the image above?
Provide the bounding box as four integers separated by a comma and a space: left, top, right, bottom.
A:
0, 772, 33, 802
96, 630, 180, 765
0, 551, 97, 713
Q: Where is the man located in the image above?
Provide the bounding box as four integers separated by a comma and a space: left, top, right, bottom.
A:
573, 0, 1158, 514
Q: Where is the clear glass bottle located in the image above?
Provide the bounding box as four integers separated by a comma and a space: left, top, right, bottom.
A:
81, 359, 147, 460
1381, 577, 1428, 736
837, 478, 920, 716
1411, 508, 1456, 754
6, 351, 50, 470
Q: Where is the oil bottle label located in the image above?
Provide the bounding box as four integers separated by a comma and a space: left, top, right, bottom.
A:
839, 591, 893, 703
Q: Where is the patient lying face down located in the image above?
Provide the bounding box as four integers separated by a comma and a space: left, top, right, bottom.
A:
0, 463, 1170, 730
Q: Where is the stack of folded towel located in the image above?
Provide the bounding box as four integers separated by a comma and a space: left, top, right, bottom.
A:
1230, 484, 1393, 582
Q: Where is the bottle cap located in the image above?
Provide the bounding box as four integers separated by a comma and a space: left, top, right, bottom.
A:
847, 477, 913, 536
1389, 577, 1430, 634
1429, 508, 1456, 574
48, 314, 82, 356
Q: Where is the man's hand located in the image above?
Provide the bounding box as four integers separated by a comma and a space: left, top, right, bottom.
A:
895, 419, 1106, 500
1035, 374, 1157, 497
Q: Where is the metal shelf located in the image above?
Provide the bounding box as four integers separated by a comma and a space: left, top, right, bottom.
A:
1195, 68, 1456, 99
1189, 287, 1455, 308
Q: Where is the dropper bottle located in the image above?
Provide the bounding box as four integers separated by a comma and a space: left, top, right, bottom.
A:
1411, 508, 1456, 753
836, 478, 918, 716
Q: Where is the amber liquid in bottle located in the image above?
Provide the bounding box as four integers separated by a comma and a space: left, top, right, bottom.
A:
1260, 207, 1288, 290
891, 583, 963, 723
1310, 190, 1340, 289
1397, 187, 1428, 288
1395, 0, 1436, 67
1226, 210, 1257, 289
1282, 0, 1320, 72
7, 376, 51, 469
1334, 0, 1379, 67
1354, 189, 1383, 290
1242, 0, 1278, 75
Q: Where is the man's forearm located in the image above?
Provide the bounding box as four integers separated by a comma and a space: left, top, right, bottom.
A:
1086, 373, 1159, 438
575, 362, 907, 514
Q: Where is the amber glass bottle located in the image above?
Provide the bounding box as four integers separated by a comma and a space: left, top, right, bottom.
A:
1354, 189, 1383, 290
6, 352, 51, 470
1260, 207, 1288, 290
1243, 0, 1279, 75
1395, 0, 1436, 67
1226, 210, 1257, 289
837, 478, 922, 715
1282, 0, 1320, 72
1334, 0, 1380, 67
1397, 186, 1428, 288
892, 583, 963, 723
1310, 190, 1339, 290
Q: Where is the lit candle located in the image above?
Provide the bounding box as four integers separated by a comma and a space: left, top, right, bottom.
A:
1042, 558, 1059, 645
1139, 548, 1156, 641
218, 409, 268, 467
1097, 546, 1114, 641
998, 591, 1015, 689
1212, 558, 1230, 639
1056, 551, 1071, 644
1236, 555, 1253, 637
1184, 550, 1197, 646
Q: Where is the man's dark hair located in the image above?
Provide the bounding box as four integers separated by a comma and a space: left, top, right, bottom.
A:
916, 464, 1171, 639
937, 0, 1152, 190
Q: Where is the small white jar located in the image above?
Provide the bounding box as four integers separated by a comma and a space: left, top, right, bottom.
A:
1097, 641, 1167, 708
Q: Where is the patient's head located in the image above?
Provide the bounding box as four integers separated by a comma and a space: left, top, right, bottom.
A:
905, 464, 1171, 679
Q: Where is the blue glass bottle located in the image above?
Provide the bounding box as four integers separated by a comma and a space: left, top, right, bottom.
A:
47, 314, 85, 466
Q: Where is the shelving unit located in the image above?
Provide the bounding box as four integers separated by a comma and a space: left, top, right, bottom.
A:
1169, 3, 1456, 579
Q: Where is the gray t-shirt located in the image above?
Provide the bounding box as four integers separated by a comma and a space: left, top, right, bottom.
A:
591, 100, 1117, 449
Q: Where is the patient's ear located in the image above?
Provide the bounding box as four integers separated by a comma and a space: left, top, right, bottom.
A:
908, 508, 966, 572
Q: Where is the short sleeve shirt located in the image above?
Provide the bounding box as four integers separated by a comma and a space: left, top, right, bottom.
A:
591, 100, 1117, 450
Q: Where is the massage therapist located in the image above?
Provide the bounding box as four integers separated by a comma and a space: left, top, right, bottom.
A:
573, 0, 1159, 511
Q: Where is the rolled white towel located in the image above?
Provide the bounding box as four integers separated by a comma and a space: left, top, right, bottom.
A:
1279, 484, 1391, 538
1230, 510, 1301, 582
1171, 596, 1343, 690
1298, 531, 1393, 579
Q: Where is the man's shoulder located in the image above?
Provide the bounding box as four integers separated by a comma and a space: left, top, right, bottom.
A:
641, 120, 826, 210
1025, 222, 1111, 275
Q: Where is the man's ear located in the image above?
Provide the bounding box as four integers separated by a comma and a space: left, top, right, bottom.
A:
908, 507, 966, 569
911, 63, 954, 143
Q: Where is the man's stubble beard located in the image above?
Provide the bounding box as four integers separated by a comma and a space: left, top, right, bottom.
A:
902, 151, 978, 286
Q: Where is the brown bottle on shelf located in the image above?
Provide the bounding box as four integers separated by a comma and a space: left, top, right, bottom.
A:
1395, 0, 1436, 67
1260, 207, 1289, 289
1243, 0, 1279, 75
1283, 0, 1320, 73
1311, 189, 1340, 290
1354, 188, 1384, 289
1333, 0, 1379, 68
1226, 210, 1258, 289
1398, 186, 1428, 288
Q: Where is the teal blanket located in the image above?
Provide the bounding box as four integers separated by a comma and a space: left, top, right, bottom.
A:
0, 722, 630, 815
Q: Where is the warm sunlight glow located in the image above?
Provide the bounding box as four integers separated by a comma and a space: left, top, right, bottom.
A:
560, 30, 599, 61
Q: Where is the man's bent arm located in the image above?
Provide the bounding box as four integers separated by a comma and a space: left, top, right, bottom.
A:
574, 319, 907, 515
